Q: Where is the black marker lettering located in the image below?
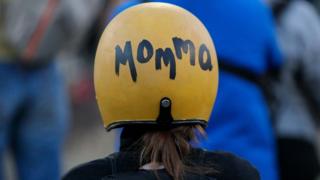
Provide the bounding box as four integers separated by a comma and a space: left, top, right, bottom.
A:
115, 41, 137, 82
137, 39, 153, 63
155, 48, 176, 79
198, 44, 213, 71
114, 38, 213, 82
172, 37, 196, 65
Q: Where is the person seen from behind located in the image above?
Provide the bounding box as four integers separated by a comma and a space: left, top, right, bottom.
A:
112, 1, 282, 179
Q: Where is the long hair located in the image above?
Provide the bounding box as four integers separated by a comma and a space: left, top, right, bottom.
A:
139, 125, 213, 180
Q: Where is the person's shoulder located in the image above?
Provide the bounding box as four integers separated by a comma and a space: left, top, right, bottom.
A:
62, 155, 115, 180
208, 150, 260, 180
194, 149, 260, 180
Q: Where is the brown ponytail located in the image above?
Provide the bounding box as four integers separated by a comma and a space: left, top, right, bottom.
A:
140, 125, 208, 180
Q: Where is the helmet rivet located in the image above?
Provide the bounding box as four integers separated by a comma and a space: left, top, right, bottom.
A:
161, 99, 171, 108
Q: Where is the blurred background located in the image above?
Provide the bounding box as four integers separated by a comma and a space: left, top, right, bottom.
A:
1, 0, 320, 180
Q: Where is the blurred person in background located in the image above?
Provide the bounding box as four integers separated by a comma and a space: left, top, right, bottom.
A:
112, 1, 282, 180
0, 0, 103, 179
267, 0, 320, 179
63, 3, 260, 180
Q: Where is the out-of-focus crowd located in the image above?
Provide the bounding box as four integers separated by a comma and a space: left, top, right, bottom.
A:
0, 0, 320, 180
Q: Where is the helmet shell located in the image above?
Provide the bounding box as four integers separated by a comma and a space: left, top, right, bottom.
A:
94, 2, 219, 131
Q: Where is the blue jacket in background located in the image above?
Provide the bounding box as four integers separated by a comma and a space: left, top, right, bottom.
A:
111, 1, 282, 180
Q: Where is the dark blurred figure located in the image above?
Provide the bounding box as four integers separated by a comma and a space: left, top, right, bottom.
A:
0, 0, 103, 179
316, 0, 320, 11
308, 0, 320, 12
112, 1, 282, 179
267, 0, 320, 179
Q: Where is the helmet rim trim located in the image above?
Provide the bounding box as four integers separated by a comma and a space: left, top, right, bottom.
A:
105, 119, 207, 132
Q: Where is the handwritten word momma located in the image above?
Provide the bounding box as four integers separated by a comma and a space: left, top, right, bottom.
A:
115, 37, 213, 82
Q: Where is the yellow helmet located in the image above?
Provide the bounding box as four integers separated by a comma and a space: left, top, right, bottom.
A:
94, 2, 218, 131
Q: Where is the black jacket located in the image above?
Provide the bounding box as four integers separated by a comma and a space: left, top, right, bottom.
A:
63, 148, 260, 180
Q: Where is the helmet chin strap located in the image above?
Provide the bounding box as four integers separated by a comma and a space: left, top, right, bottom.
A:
156, 97, 174, 128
